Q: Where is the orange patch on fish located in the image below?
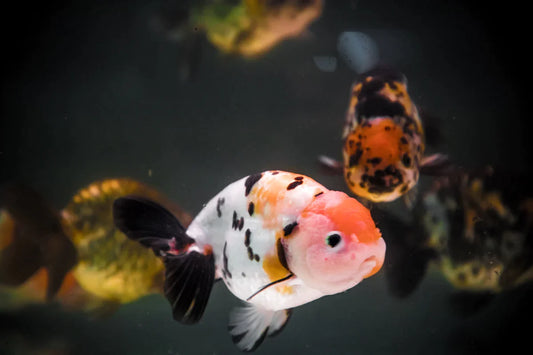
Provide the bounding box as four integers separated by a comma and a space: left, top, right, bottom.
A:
345, 118, 405, 169
250, 173, 297, 229
262, 250, 291, 282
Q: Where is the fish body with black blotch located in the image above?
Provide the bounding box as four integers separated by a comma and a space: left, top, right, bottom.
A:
114, 170, 385, 351
335, 67, 447, 204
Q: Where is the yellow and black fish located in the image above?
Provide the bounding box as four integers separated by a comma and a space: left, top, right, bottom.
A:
0, 178, 192, 315
320, 66, 449, 205
380, 166, 533, 314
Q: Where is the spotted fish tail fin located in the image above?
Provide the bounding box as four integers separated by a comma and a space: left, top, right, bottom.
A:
113, 196, 215, 324
228, 303, 292, 352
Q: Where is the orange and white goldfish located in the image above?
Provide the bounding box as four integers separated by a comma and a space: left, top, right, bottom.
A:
114, 170, 385, 351
320, 66, 449, 205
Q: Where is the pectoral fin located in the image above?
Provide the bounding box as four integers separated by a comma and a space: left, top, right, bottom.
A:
228, 303, 292, 352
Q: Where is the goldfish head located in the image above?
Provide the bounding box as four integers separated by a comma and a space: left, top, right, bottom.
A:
283, 191, 385, 295
343, 117, 423, 202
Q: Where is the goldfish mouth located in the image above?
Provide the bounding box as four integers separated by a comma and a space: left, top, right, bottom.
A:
361, 255, 377, 274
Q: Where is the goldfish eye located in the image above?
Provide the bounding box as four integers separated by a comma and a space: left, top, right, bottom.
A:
326, 232, 342, 248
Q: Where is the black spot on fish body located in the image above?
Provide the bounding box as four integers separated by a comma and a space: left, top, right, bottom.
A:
349, 149, 363, 167
247, 247, 254, 261
232, 211, 238, 230
223, 242, 232, 279
283, 222, 298, 236
238, 217, 244, 231
271, 171, 279, 175
368, 157, 382, 166
248, 202, 254, 216
244, 229, 251, 247
277, 238, 289, 271
400, 136, 408, 145
254, 254, 260, 262
245, 173, 263, 196
287, 180, 303, 190
294, 176, 304, 181
216, 197, 225, 218
314, 191, 324, 197
241, 272, 246, 277
402, 153, 411, 168
356, 96, 406, 119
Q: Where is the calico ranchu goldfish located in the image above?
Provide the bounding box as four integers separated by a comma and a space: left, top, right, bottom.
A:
320, 66, 449, 205
114, 170, 386, 351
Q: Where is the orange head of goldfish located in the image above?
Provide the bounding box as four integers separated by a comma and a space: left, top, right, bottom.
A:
282, 191, 385, 294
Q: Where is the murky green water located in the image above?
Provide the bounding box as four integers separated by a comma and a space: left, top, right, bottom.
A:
1, 0, 530, 354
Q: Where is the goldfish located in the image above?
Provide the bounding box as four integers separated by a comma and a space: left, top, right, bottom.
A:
113, 170, 386, 351
320, 66, 449, 205
153, 0, 323, 81
380, 166, 533, 314
0, 179, 191, 315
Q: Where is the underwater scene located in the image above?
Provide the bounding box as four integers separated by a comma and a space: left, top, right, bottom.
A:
1, 0, 531, 354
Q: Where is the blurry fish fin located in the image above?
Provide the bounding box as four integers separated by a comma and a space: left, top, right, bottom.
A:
58, 278, 120, 318
164, 252, 215, 324
0, 227, 42, 286
374, 208, 436, 298
0, 182, 77, 300
318, 155, 344, 175
113, 196, 194, 254
420, 153, 455, 176
313, 56, 338, 73
43, 234, 78, 301
499, 256, 533, 288
449, 291, 495, 317
228, 304, 292, 351
403, 186, 417, 209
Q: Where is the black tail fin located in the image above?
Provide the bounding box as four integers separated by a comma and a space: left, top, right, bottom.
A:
113, 196, 214, 324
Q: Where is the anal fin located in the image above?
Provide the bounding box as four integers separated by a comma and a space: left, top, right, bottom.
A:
228, 304, 292, 352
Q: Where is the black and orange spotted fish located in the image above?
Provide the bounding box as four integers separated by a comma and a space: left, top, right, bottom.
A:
320, 67, 449, 205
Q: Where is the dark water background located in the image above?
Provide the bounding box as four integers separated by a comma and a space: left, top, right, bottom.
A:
1, 0, 531, 354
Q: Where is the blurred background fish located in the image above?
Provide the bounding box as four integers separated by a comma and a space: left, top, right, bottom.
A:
0, 178, 192, 316
152, 0, 323, 81
380, 166, 533, 315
